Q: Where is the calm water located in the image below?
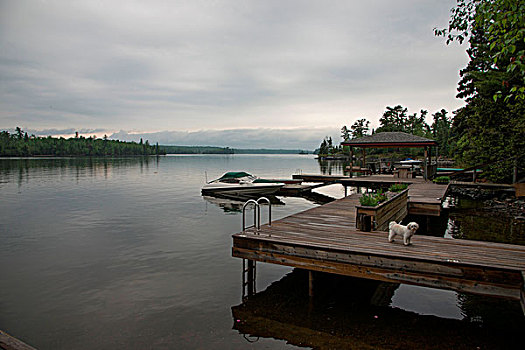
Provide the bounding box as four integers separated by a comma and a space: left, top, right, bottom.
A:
0, 155, 523, 349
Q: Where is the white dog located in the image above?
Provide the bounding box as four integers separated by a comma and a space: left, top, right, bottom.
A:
388, 221, 419, 246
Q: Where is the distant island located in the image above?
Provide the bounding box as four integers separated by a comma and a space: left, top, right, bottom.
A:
1, 128, 164, 156
1, 128, 312, 157
159, 146, 312, 154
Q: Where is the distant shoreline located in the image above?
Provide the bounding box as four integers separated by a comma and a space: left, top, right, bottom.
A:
159, 145, 313, 155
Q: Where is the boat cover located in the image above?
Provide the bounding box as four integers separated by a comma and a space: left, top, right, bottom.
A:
218, 171, 252, 179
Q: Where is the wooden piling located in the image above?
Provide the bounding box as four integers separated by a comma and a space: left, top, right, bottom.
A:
247, 260, 255, 296
308, 271, 314, 297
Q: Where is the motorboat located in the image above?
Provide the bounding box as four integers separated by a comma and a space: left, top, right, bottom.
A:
201, 172, 285, 197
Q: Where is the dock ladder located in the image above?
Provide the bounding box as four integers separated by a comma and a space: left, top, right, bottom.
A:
241, 197, 272, 300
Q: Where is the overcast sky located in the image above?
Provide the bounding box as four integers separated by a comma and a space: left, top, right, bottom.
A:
0, 0, 467, 148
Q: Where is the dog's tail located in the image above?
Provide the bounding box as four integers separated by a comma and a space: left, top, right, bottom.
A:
389, 221, 397, 230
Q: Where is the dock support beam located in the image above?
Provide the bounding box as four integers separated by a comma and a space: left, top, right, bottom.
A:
349, 147, 353, 178
520, 271, 525, 315
308, 271, 314, 297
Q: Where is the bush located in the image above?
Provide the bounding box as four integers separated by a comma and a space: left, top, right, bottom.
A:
388, 183, 408, 192
433, 176, 450, 184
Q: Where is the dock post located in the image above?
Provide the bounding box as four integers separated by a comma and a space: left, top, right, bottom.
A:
520, 271, 525, 315
247, 260, 256, 296
513, 158, 518, 184
349, 147, 353, 178
242, 259, 256, 301
308, 271, 314, 297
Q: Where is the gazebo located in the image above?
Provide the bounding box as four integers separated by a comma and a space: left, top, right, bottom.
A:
341, 132, 438, 179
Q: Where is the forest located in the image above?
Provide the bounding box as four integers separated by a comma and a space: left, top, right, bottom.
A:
0, 128, 164, 156
318, 106, 452, 158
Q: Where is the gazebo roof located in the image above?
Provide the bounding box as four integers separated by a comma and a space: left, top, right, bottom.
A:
341, 132, 437, 148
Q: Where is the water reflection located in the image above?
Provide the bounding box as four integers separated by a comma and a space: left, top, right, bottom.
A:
232, 270, 523, 349
0, 156, 160, 188
202, 195, 285, 214
317, 158, 351, 176
447, 197, 525, 245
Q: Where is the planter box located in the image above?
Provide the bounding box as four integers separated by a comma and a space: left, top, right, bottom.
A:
356, 189, 408, 231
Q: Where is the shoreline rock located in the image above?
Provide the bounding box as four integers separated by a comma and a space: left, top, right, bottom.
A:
447, 185, 525, 218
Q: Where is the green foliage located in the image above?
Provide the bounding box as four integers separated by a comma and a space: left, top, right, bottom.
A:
359, 190, 387, 206
451, 98, 524, 182
350, 118, 370, 139
318, 136, 342, 156
436, 0, 525, 101
359, 193, 379, 206
431, 109, 453, 157
0, 128, 164, 157
388, 183, 408, 192
433, 176, 450, 184
375, 105, 431, 137
435, 0, 525, 182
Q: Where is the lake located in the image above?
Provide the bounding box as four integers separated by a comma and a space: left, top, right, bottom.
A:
0, 155, 523, 349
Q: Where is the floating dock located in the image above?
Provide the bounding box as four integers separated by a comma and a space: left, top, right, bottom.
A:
232, 181, 525, 314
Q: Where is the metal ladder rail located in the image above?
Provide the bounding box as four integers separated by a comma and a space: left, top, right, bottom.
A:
241, 197, 273, 300
256, 197, 272, 231
241, 199, 258, 300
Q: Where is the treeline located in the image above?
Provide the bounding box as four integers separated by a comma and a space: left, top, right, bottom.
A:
159, 145, 234, 154
319, 105, 452, 158
0, 128, 164, 156
233, 149, 311, 154
159, 146, 311, 154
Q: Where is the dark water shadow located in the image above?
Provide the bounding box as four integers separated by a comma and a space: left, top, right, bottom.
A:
232, 270, 524, 350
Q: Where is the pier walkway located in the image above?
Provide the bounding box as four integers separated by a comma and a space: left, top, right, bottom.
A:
295, 174, 449, 216
232, 190, 525, 313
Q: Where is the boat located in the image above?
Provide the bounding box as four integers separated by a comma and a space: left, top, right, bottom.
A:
201, 172, 285, 197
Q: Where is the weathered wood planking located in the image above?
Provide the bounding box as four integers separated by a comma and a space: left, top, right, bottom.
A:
0, 330, 36, 350
338, 175, 449, 216
407, 182, 449, 216
292, 174, 349, 182
232, 194, 525, 306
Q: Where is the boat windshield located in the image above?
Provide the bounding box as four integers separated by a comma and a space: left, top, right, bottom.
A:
216, 172, 257, 183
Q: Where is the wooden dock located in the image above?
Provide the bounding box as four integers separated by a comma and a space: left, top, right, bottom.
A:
325, 174, 448, 216
232, 193, 525, 313
292, 174, 348, 183
0, 330, 36, 350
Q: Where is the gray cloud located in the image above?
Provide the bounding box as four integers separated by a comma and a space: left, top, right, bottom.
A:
3, 127, 107, 137
1, 0, 467, 141
110, 127, 341, 150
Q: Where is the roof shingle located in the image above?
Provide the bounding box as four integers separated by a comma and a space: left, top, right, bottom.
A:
341, 132, 437, 147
